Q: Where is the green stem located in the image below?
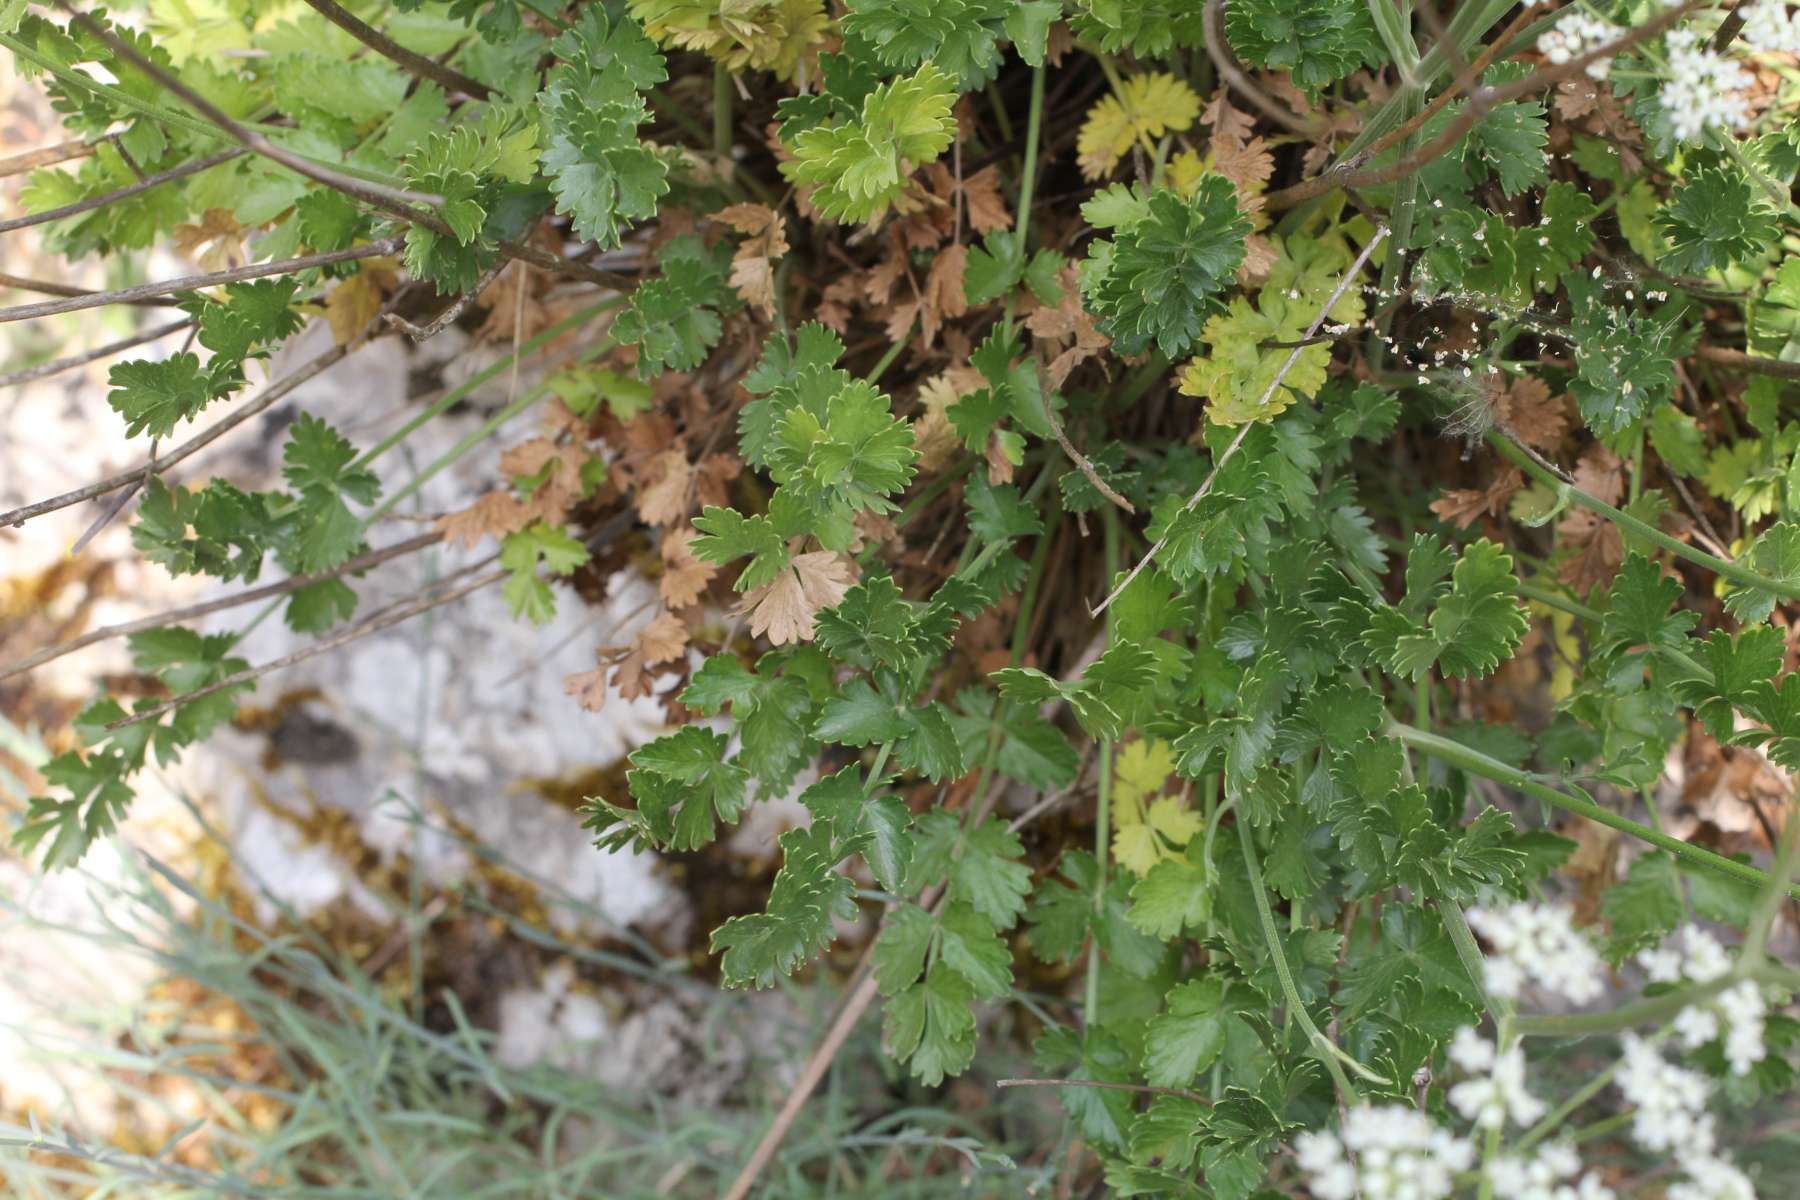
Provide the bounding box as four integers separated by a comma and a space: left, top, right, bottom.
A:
1475, 1015, 1514, 1200
713, 65, 733, 163
1512, 1059, 1620, 1153
1439, 898, 1514, 1026
1013, 65, 1046, 254
1237, 818, 1385, 1100
1494, 434, 1796, 598
353, 299, 621, 470
1391, 721, 1799, 898
862, 333, 909, 385
1086, 507, 1120, 1026
369, 342, 612, 521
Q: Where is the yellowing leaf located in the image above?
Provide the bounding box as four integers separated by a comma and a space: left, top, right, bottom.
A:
1114, 822, 1165, 877
1110, 739, 1197, 877
1077, 73, 1201, 180
323, 260, 398, 345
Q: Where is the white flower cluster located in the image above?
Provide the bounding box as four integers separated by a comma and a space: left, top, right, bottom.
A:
1617, 1034, 1761, 1199
1488, 1143, 1616, 1200
1466, 903, 1607, 1004
1640, 925, 1769, 1076
1447, 1026, 1547, 1130
1661, 26, 1754, 143
1293, 1105, 1475, 1200
1537, 10, 1620, 79
1741, 0, 1800, 56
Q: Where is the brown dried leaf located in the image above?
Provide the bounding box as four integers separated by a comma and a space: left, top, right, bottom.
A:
1494, 376, 1571, 452
694, 453, 743, 510
961, 165, 1012, 234
437, 490, 532, 549
1572, 445, 1625, 507
564, 664, 611, 712
921, 243, 969, 349
660, 531, 718, 609
636, 449, 695, 526
737, 551, 854, 645
730, 254, 779, 318
173, 208, 248, 272
1430, 466, 1523, 530
714, 203, 789, 318
1211, 133, 1275, 196
1201, 89, 1256, 143
1557, 508, 1624, 594
635, 612, 690, 665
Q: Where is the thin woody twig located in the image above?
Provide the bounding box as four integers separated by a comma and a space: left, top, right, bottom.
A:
1267, 0, 1701, 210
0, 340, 355, 529
0, 533, 445, 683
384, 257, 510, 340
0, 147, 245, 236
302, 0, 494, 100
0, 272, 183, 308
1089, 224, 1389, 617
1201, 0, 1325, 137
56, 2, 445, 211
0, 317, 192, 390
1696, 344, 1800, 383
0, 137, 96, 178
104, 565, 506, 732
0, 238, 404, 325
53, 4, 635, 296
1043, 377, 1133, 517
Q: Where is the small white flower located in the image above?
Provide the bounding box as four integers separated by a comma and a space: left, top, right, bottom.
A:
1449, 1035, 1548, 1130
1674, 1003, 1722, 1050
1537, 10, 1621, 78
1617, 1035, 1717, 1160
1718, 979, 1769, 1076
1639, 944, 1684, 983
1660, 25, 1754, 142
1467, 903, 1607, 1004
1293, 1105, 1475, 1200
1489, 1142, 1618, 1200
1668, 1154, 1758, 1200
1741, 0, 1800, 56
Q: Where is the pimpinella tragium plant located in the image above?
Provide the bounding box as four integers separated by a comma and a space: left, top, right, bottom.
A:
6, 0, 1800, 1193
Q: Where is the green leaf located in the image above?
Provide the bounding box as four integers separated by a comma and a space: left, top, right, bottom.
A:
885, 961, 978, 1085
814, 678, 912, 745
874, 903, 936, 994
1143, 978, 1232, 1087
1222, 0, 1379, 91
1658, 163, 1779, 275
842, 0, 1011, 89
1725, 521, 1800, 623
499, 521, 589, 624
937, 901, 1013, 998
107, 355, 209, 439
611, 233, 736, 376
1080, 178, 1249, 358
691, 506, 789, 591
609, 726, 750, 850
1601, 851, 1685, 963
538, 6, 668, 249
1128, 853, 1213, 939
782, 63, 957, 224
712, 822, 858, 987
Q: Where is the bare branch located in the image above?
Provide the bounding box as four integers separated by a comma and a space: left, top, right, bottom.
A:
103, 565, 506, 733
0, 237, 403, 325
55, 2, 446, 211
1089, 224, 1389, 617
0, 272, 182, 308
1697, 344, 1800, 382
53, 3, 635, 295
0, 340, 356, 529
0, 147, 245, 236
302, 0, 494, 100
385, 257, 510, 340
1042, 372, 1133, 516
0, 533, 444, 683
0, 317, 192, 390
0, 137, 96, 178
1267, 0, 1701, 210
1201, 0, 1325, 138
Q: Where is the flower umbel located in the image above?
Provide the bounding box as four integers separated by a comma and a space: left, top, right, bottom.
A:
1293, 1104, 1476, 1200
1466, 902, 1607, 1004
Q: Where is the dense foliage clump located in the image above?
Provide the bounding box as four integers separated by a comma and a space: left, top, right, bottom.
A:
8, 0, 1800, 1194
